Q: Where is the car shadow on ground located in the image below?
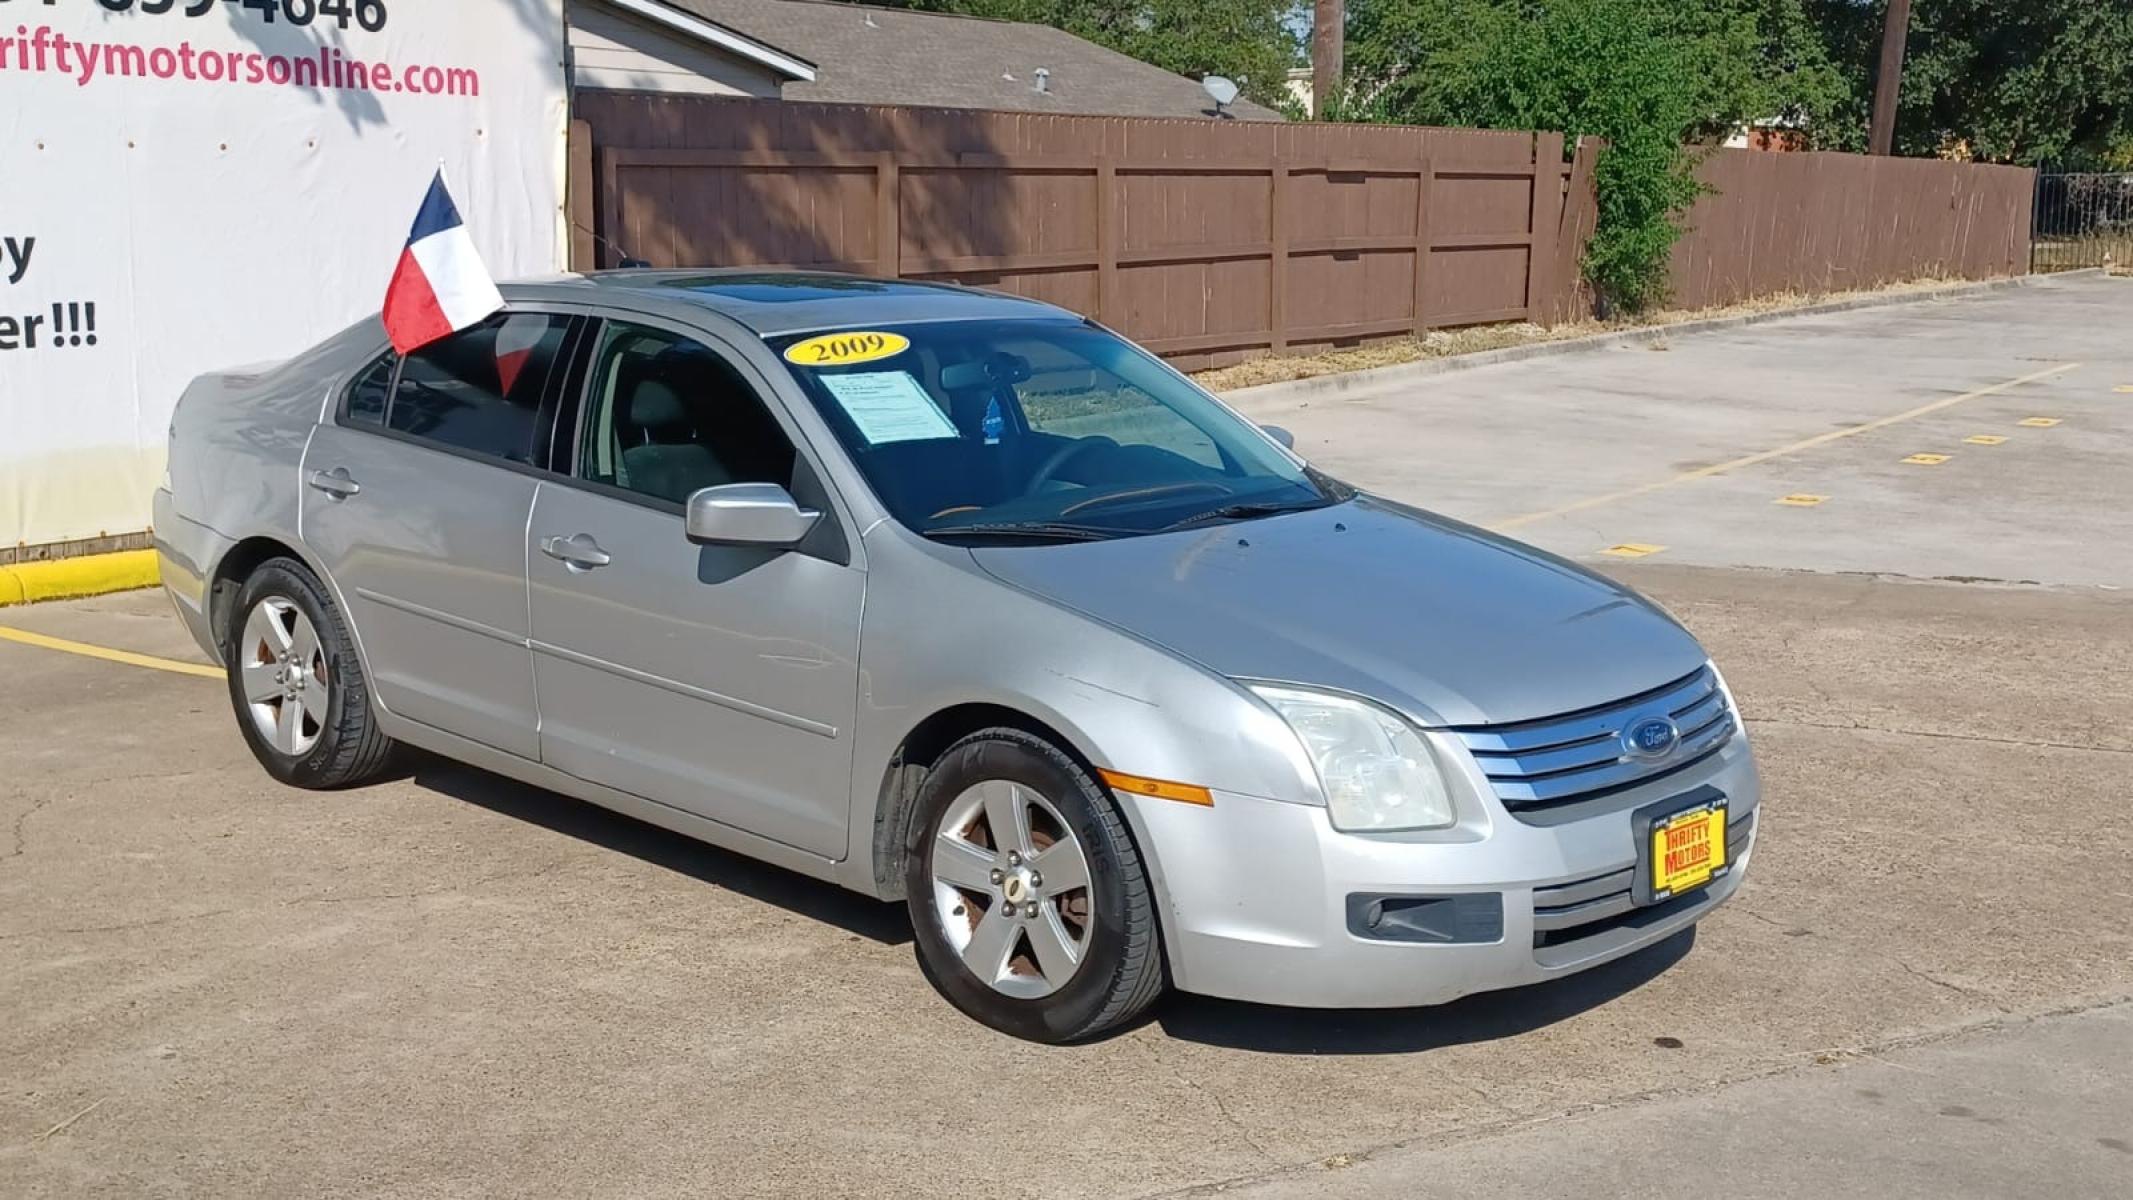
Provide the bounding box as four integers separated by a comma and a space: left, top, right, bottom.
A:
1148, 930, 1696, 1055
405, 753, 915, 947
400, 752, 1692, 1051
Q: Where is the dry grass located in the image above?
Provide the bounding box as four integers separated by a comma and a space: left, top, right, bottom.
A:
1191, 276, 1980, 392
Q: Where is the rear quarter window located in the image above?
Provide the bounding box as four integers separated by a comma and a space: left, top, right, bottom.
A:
344, 353, 396, 426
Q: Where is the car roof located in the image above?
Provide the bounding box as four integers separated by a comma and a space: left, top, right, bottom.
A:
502, 269, 1079, 339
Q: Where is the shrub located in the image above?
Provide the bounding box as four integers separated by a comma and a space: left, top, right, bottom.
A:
1341, 0, 1824, 311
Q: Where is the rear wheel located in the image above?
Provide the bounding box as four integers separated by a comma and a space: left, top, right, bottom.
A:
905, 728, 1166, 1042
225, 558, 397, 789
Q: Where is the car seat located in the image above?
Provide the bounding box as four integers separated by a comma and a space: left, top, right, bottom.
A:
619, 379, 731, 504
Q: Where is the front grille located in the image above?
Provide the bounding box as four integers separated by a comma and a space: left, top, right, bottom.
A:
1450, 667, 1736, 815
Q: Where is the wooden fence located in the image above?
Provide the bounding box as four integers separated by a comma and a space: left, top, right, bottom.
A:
567, 96, 2039, 367
1669, 150, 2036, 309
570, 95, 1598, 369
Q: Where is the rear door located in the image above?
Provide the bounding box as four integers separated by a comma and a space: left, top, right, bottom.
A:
525, 316, 863, 857
301, 311, 579, 760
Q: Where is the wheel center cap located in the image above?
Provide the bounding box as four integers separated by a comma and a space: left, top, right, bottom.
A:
1002, 874, 1029, 904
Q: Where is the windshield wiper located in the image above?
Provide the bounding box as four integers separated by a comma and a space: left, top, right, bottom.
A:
1158, 498, 1332, 532
925, 521, 1118, 543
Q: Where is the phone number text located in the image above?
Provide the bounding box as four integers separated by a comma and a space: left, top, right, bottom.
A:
86, 0, 388, 32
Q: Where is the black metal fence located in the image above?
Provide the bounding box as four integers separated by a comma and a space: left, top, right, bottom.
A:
2032, 172, 2133, 272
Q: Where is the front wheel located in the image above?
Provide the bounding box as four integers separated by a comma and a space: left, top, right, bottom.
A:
225, 558, 398, 789
905, 729, 1166, 1042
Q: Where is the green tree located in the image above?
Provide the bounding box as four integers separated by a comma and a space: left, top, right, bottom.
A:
1336, 0, 1845, 311
1338, 1, 1847, 143
1807, 0, 2133, 166
1344, 3, 1709, 310
886, 1, 1305, 109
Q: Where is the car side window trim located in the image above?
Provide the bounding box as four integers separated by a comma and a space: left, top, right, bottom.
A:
547, 313, 601, 478
545, 313, 856, 568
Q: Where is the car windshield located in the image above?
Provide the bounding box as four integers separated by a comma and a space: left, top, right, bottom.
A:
772, 319, 1346, 542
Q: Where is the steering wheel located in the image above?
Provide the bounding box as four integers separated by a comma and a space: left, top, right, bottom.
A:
1023, 436, 1115, 497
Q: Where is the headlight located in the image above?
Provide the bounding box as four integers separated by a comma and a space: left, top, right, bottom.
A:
1250, 685, 1456, 831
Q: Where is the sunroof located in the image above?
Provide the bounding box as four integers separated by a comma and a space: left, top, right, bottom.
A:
660, 273, 913, 304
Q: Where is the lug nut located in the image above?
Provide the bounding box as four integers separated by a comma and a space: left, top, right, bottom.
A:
1029, 872, 1042, 888
989, 868, 1004, 884
1024, 902, 1038, 918
1007, 851, 1021, 865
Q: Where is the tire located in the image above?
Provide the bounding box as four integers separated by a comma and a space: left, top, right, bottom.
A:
224, 557, 398, 789
905, 728, 1167, 1043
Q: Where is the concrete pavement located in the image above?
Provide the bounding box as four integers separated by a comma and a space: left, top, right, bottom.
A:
1228, 271, 2133, 589
1223, 1003, 2133, 1200
4, 276, 2133, 1198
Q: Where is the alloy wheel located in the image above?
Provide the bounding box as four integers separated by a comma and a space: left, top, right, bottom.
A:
929, 779, 1095, 999
238, 596, 330, 758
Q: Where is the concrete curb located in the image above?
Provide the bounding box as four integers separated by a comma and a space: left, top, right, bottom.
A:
1220, 271, 2104, 405
0, 549, 161, 608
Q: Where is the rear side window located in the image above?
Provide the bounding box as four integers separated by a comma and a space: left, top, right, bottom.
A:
345, 353, 395, 426
387, 313, 573, 464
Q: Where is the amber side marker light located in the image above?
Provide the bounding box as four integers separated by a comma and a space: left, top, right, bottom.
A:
1099, 769, 1215, 807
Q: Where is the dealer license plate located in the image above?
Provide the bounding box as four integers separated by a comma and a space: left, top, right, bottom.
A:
1649, 802, 1728, 900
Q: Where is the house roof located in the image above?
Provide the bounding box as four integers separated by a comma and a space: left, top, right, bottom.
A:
660, 0, 1286, 121
600, 0, 818, 81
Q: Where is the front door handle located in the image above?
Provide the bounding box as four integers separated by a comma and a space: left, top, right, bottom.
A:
539, 533, 612, 571
306, 467, 362, 500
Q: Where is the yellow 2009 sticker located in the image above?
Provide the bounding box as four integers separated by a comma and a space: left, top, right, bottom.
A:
783, 331, 910, 368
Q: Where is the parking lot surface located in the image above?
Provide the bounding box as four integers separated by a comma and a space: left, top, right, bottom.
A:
1232, 272, 2133, 589
4, 275, 2132, 1198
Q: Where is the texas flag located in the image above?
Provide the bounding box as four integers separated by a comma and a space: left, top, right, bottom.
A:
382, 170, 504, 355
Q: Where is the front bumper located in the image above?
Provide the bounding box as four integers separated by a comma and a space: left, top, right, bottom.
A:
1125, 734, 1760, 1009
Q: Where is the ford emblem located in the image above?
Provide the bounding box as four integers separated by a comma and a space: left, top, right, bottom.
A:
1623, 716, 1681, 760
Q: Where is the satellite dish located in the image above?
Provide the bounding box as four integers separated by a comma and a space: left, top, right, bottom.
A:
1203, 75, 1240, 117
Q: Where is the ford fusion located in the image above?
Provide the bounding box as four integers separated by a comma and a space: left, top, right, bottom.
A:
155, 271, 1759, 1043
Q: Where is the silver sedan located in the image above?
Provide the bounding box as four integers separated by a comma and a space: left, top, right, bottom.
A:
154, 271, 1760, 1042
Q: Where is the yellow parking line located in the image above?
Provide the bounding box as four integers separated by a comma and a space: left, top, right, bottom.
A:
1775, 494, 1828, 507
1964, 435, 2009, 446
0, 625, 224, 680
2018, 417, 2062, 428
1491, 362, 2081, 531
1902, 453, 1952, 466
1601, 543, 1667, 559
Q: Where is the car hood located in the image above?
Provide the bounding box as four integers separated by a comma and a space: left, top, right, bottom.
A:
970, 496, 1709, 727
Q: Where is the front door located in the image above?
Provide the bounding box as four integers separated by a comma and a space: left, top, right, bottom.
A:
526, 318, 863, 858
301, 311, 576, 760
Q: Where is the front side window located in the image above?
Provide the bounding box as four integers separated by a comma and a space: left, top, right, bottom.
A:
773, 319, 1342, 541
577, 321, 797, 506
387, 312, 572, 464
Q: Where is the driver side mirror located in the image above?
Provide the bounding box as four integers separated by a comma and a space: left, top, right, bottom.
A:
685, 483, 821, 548
1261, 424, 1297, 451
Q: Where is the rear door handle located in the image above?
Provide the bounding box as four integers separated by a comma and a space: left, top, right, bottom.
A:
306, 467, 362, 500
539, 533, 612, 571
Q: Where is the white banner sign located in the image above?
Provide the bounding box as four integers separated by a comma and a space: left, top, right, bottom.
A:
0, 0, 567, 549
